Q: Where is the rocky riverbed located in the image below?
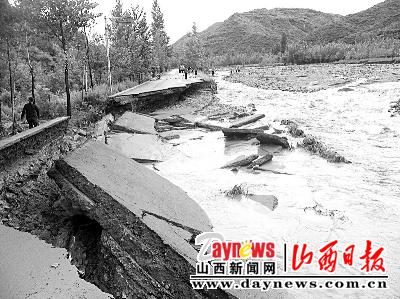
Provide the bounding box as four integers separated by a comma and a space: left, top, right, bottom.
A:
225, 63, 400, 92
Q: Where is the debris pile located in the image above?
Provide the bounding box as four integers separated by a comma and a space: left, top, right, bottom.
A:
300, 135, 350, 163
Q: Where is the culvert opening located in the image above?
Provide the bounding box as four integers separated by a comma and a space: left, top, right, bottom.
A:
66, 215, 103, 280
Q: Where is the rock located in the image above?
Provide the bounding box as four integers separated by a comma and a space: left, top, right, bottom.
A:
155, 124, 174, 132
172, 122, 196, 129
77, 129, 87, 137
249, 138, 260, 145
229, 112, 250, 119
300, 135, 350, 163
247, 153, 273, 168
222, 128, 263, 139
229, 114, 265, 128
254, 125, 270, 130
94, 114, 114, 137
24, 149, 36, 155
161, 115, 186, 124
112, 111, 157, 135
273, 128, 284, 134
73, 134, 82, 141
163, 134, 180, 141
256, 133, 290, 149
281, 120, 305, 138
221, 154, 259, 168
338, 87, 354, 92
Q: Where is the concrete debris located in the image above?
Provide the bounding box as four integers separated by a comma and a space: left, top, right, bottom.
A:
247, 195, 278, 211
247, 153, 273, 168
107, 133, 170, 163
47, 141, 217, 298
300, 135, 350, 163
221, 154, 259, 168
222, 128, 263, 139
112, 111, 157, 135
256, 133, 290, 149
229, 114, 265, 128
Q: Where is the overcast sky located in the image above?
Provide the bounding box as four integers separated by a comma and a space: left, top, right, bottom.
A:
94, 0, 384, 43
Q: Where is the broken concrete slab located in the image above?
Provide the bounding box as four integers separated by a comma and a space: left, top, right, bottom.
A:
247, 195, 278, 211
229, 114, 265, 128
112, 111, 157, 135
256, 132, 290, 149
194, 122, 223, 131
52, 140, 211, 236
150, 107, 196, 120
162, 134, 180, 141
259, 144, 283, 154
254, 124, 270, 130
222, 128, 263, 139
247, 153, 273, 168
106, 133, 171, 163
221, 154, 259, 168
48, 141, 221, 298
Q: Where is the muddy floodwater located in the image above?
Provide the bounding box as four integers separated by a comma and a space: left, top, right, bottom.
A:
113, 67, 400, 298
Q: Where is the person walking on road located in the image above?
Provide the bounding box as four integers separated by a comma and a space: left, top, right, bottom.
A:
21, 97, 40, 129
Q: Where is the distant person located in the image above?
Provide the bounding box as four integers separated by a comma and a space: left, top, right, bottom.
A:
184, 70, 188, 80
21, 97, 39, 129
211, 69, 215, 76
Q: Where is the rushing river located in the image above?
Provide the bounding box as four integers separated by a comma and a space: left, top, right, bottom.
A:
151, 71, 400, 298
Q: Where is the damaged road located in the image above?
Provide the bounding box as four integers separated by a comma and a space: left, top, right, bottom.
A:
47, 141, 229, 299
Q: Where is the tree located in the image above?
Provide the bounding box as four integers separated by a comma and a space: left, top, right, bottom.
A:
0, 0, 21, 130
150, 0, 170, 75
18, 0, 100, 116
184, 22, 205, 70
89, 34, 107, 85
280, 32, 288, 54
109, 2, 151, 83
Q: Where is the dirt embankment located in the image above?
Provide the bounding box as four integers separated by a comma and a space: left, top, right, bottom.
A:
225, 64, 400, 92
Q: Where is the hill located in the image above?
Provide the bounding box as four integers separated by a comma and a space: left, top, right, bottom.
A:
173, 8, 341, 56
173, 0, 400, 57
306, 0, 400, 43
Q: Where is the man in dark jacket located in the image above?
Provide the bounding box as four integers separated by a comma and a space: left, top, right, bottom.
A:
21, 97, 40, 128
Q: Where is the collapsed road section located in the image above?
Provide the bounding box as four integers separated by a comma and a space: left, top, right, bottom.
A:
48, 140, 231, 298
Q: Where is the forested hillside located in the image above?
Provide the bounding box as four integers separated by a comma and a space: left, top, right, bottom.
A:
173, 0, 400, 66
174, 8, 340, 56
0, 0, 171, 133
